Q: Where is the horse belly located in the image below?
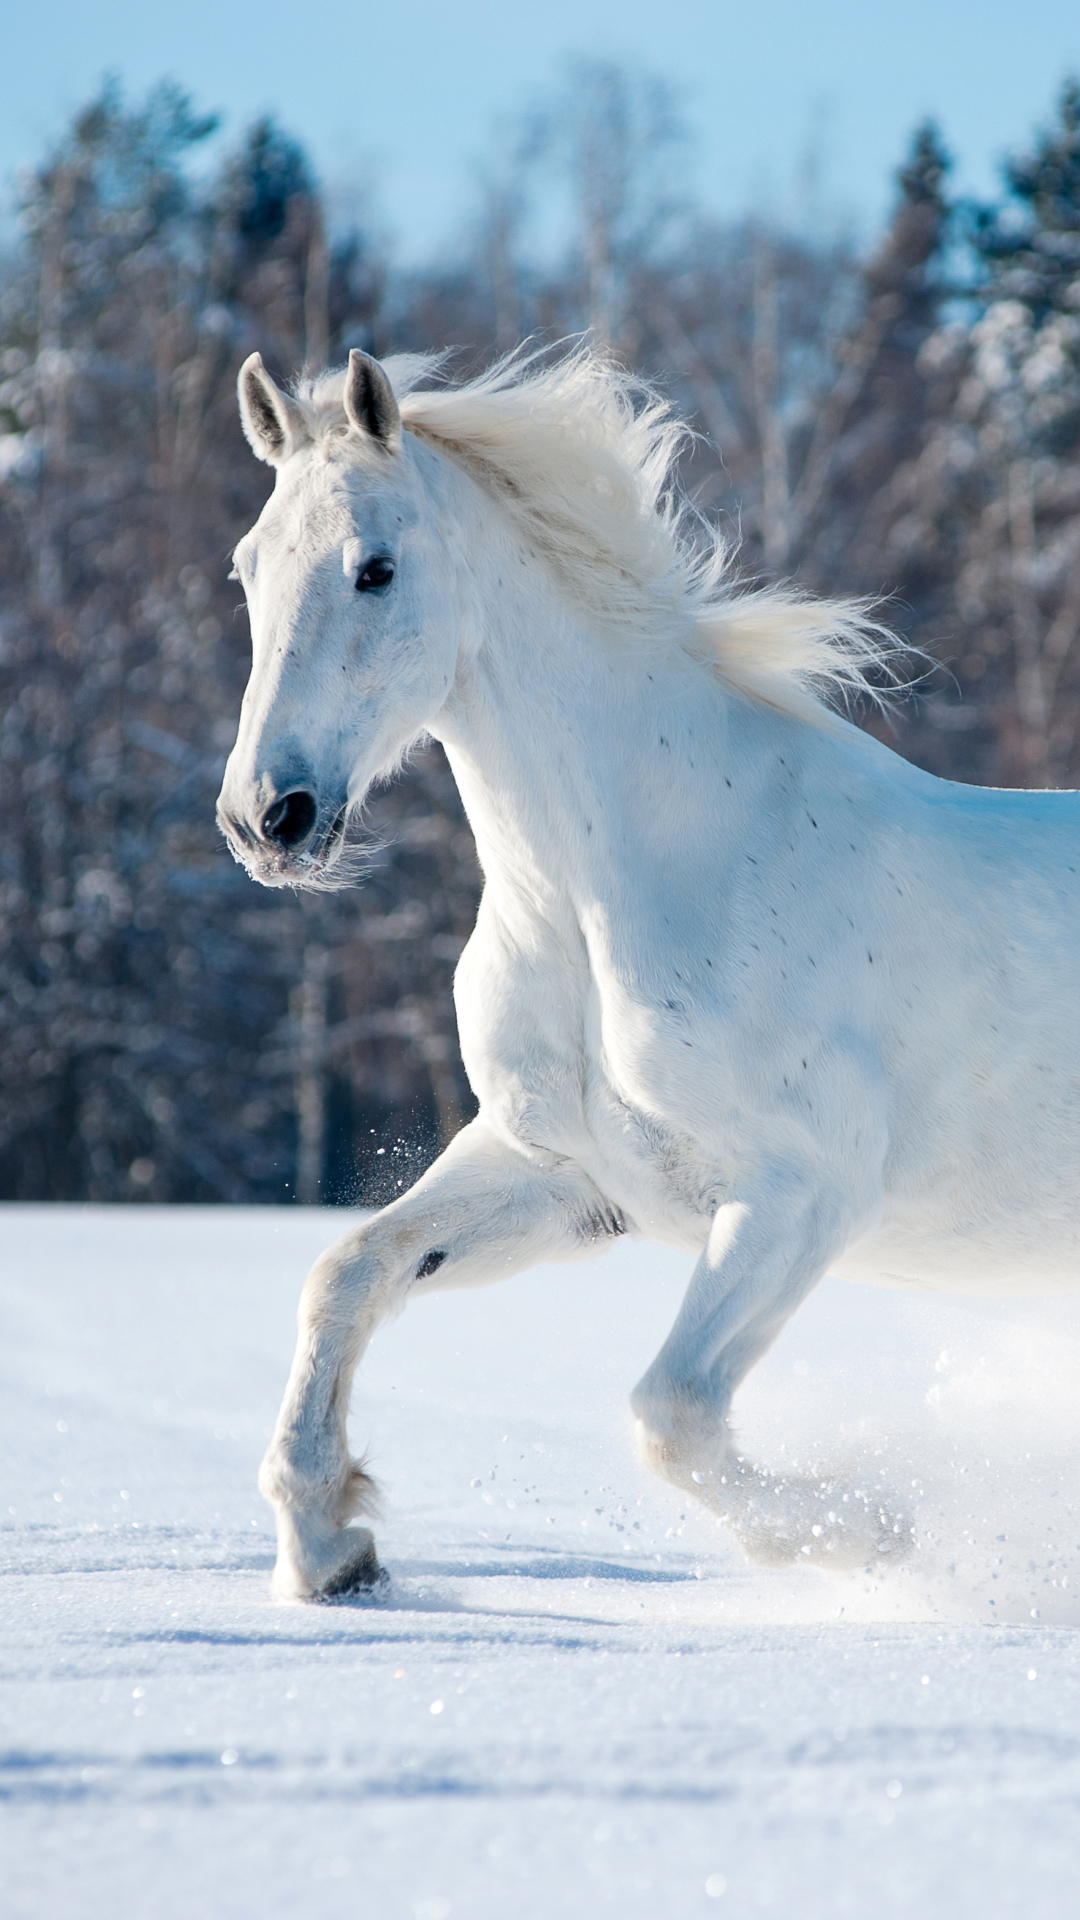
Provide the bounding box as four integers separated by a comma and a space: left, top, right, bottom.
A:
847, 1031, 1080, 1295
834, 1210, 1080, 1296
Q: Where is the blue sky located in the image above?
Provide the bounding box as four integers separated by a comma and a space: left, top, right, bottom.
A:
3, 0, 1079, 257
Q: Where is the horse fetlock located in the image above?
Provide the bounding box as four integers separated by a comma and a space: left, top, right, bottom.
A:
329, 1458, 381, 1525
269, 1503, 383, 1602
259, 1440, 378, 1529
257, 1441, 326, 1513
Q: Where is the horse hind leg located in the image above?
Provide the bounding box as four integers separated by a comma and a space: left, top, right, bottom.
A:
630, 1182, 913, 1571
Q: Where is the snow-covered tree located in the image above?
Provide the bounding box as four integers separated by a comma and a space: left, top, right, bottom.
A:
0, 86, 478, 1202
5, 70, 1080, 1199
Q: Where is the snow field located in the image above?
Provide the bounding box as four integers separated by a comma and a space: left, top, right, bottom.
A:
2, 1204, 1080, 1916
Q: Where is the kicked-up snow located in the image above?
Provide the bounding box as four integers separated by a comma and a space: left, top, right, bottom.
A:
2, 1204, 1080, 1916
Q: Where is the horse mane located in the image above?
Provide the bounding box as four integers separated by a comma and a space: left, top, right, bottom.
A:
294, 345, 899, 727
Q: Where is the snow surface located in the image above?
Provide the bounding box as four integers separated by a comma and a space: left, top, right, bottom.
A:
3, 1204, 1080, 1917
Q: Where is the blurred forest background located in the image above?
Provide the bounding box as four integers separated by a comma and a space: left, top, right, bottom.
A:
2, 67, 1080, 1203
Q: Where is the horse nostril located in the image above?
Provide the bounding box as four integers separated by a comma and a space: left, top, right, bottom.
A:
261, 788, 318, 850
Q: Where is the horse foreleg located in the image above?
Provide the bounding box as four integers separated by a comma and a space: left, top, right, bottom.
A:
631, 1173, 910, 1570
259, 1118, 622, 1599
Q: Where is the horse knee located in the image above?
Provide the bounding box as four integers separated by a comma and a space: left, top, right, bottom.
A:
297, 1218, 406, 1338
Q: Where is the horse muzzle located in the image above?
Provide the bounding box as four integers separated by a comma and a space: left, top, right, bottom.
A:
216, 779, 347, 886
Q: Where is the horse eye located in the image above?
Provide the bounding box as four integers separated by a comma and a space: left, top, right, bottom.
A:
356, 555, 394, 592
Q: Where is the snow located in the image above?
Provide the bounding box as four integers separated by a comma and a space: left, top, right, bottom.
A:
3, 1204, 1080, 1917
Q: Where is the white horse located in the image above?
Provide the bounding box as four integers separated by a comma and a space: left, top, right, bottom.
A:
217, 344, 1080, 1601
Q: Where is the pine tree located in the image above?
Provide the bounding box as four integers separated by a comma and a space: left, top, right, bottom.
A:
971, 79, 1080, 322
792, 121, 955, 590
928, 81, 1080, 782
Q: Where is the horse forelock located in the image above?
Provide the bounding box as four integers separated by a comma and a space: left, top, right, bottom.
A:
288, 345, 903, 725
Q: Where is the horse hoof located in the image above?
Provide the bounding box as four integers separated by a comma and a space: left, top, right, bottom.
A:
320, 1531, 384, 1599
734, 1520, 912, 1572
729, 1478, 914, 1573
270, 1522, 383, 1602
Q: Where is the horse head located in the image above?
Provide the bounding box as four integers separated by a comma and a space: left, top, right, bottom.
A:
216, 350, 460, 887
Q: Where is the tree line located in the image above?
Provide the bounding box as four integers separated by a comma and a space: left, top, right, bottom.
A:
1, 69, 1078, 1202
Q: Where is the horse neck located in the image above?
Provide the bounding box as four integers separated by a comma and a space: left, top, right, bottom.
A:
430, 500, 739, 920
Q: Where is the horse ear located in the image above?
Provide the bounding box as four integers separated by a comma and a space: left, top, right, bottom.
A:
343, 349, 401, 452
238, 353, 307, 465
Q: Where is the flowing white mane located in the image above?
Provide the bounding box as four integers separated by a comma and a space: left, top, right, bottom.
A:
294, 346, 897, 726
